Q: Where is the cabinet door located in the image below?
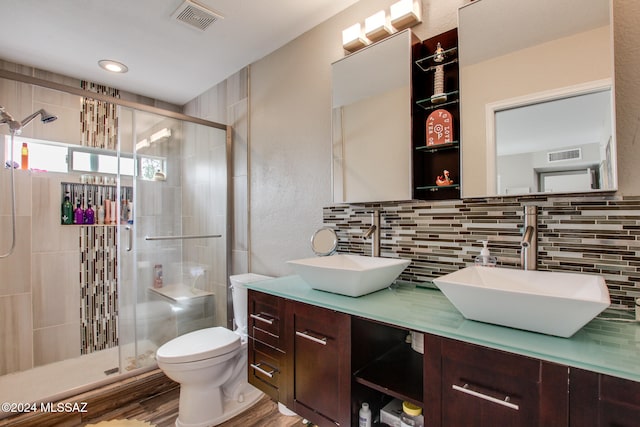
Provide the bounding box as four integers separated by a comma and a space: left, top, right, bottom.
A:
570, 368, 640, 427
439, 338, 567, 427
292, 301, 350, 427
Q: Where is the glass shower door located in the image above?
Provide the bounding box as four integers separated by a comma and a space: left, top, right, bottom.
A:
118, 107, 229, 372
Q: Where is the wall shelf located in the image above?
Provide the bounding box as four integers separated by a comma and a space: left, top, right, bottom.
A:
415, 141, 460, 153
412, 28, 461, 200
415, 46, 458, 70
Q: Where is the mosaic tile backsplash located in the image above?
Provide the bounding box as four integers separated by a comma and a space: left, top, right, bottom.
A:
324, 193, 640, 309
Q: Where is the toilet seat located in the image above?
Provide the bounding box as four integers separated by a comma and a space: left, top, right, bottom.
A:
156, 327, 240, 364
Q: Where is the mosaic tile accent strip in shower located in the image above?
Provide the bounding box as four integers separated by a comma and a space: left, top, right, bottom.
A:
80, 225, 119, 354
80, 81, 120, 150
324, 194, 640, 309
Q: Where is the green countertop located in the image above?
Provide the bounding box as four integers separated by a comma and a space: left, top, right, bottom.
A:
247, 275, 640, 383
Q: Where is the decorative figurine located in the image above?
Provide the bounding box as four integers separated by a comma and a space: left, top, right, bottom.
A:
431, 42, 448, 104
436, 170, 454, 186
426, 109, 453, 146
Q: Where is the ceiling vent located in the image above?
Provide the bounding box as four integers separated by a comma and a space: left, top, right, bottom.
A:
547, 148, 582, 163
172, 0, 224, 31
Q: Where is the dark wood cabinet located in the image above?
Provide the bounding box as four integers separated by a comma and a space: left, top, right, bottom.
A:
425, 336, 568, 427
290, 300, 351, 427
250, 289, 639, 427
570, 368, 640, 427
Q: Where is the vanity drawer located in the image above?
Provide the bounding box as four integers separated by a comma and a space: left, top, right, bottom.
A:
440, 338, 566, 427
248, 290, 285, 349
249, 339, 284, 401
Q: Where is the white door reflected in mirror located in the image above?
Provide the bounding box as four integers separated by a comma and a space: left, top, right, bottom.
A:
490, 86, 614, 195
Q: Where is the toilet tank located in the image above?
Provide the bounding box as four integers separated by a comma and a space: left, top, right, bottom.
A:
230, 274, 273, 334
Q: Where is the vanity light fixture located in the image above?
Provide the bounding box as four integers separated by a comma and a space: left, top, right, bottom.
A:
365, 10, 393, 43
98, 59, 129, 74
342, 23, 370, 53
135, 139, 150, 151
150, 128, 171, 143
390, 0, 422, 31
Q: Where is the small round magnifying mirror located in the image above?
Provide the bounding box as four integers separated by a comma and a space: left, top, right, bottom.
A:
311, 227, 338, 256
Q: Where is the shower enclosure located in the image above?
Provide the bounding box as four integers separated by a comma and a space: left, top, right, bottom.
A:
0, 71, 230, 407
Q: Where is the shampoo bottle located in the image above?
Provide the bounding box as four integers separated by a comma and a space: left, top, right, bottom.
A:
475, 240, 497, 267
74, 203, 84, 225
20, 143, 28, 170
61, 193, 73, 225
85, 203, 95, 224
97, 204, 105, 225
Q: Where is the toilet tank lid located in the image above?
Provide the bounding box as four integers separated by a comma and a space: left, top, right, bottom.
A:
230, 273, 273, 285
156, 327, 240, 364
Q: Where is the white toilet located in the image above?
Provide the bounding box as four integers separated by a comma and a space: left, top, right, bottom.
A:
156, 273, 272, 427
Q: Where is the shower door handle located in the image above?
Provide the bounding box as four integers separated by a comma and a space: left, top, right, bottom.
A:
125, 225, 132, 252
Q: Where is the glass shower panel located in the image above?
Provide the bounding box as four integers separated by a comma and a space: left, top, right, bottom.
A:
119, 108, 228, 371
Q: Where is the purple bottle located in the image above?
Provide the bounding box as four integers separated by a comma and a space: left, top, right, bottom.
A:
74, 203, 84, 225
85, 203, 95, 225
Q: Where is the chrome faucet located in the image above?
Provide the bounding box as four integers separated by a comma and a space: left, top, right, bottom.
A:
362, 209, 380, 257
520, 206, 538, 270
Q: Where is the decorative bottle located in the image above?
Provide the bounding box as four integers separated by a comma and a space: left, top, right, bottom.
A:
61, 193, 73, 225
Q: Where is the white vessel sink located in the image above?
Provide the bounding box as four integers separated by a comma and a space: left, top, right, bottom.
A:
287, 254, 410, 297
433, 266, 610, 337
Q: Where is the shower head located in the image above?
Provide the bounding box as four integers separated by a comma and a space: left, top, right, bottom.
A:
20, 109, 58, 127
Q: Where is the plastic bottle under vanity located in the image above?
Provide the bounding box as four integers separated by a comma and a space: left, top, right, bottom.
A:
400, 401, 423, 427
359, 402, 372, 427
475, 240, 497, 267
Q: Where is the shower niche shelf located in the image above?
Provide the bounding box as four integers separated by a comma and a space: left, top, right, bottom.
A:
60, 182, 133, 226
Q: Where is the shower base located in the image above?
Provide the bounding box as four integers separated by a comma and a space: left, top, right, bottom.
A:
0, 340, 158, 412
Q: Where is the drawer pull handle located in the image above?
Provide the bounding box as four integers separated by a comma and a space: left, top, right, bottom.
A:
250, 313, 274, 325
250, 363, 276, 378
296, 330, 328, 346
452, 383, 519, 411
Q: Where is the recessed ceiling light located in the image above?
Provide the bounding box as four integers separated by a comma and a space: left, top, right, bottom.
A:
98, 60, 129, 73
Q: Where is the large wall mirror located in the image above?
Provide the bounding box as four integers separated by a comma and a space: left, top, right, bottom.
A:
331, 29, 417, 203
458, 0, 616, 197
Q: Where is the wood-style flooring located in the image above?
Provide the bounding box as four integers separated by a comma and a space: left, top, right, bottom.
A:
93, 388, 304, 427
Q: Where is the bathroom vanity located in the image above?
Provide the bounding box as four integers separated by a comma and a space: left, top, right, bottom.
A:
247, 276, 640, 427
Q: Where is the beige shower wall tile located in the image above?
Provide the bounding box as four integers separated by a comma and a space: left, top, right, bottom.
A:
32, 175, 78, 252
0, 215, 31, 295
32, 251, 79, 329
33, 322, 80, 367
0, 293, 33, 375
0, 168, 31, 216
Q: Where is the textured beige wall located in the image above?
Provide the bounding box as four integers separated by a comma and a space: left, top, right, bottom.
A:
249, 0, 468, 276
248, 0, 639, 275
